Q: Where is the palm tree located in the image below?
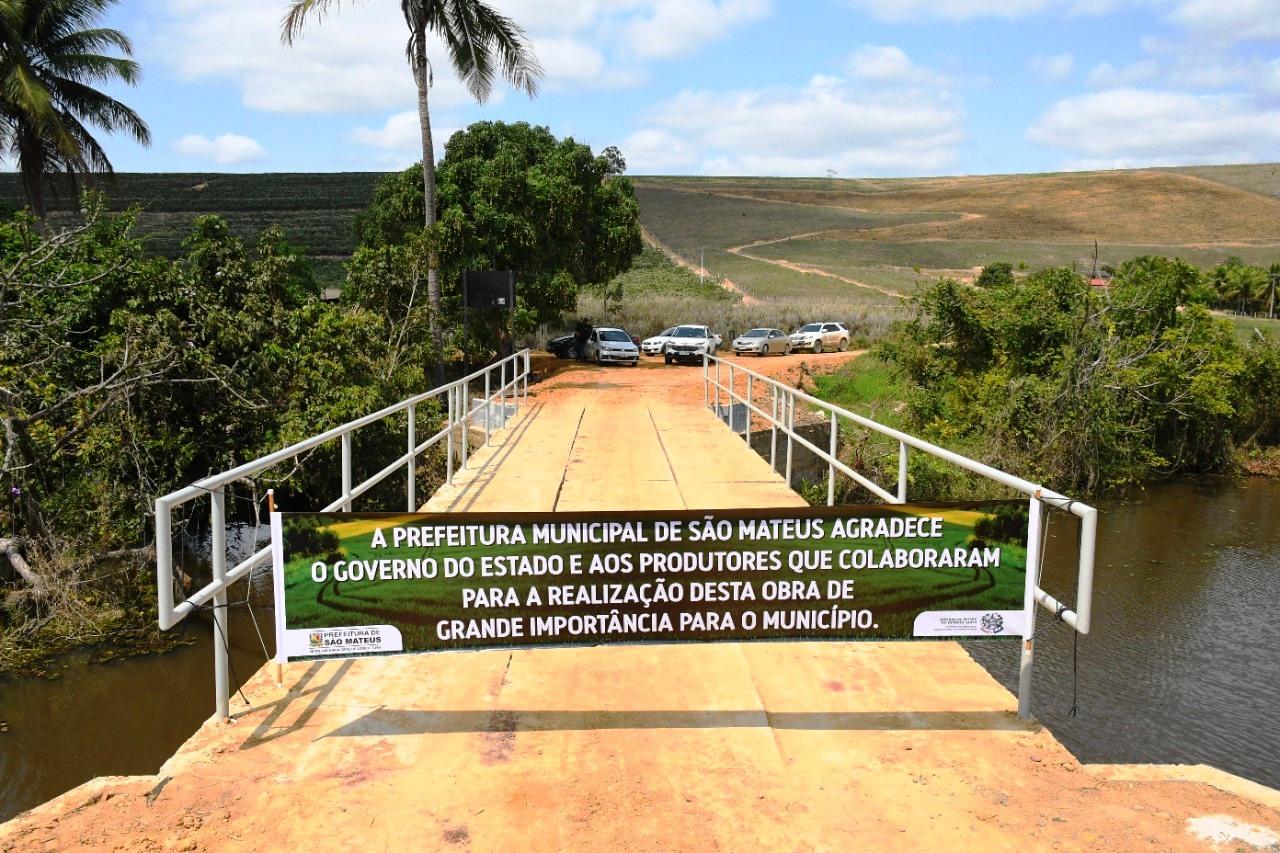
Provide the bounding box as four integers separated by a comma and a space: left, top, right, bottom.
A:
282, 1, 541, 374
0, 0, 151, 219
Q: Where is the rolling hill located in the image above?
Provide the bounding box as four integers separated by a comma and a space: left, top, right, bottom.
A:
3, 164, 1278, 300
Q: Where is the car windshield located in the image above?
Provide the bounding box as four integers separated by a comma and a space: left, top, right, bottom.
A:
742, 329, 768, 338
799, 324, 822, 333
673, 326, 706, 338
599, 330, 631, 342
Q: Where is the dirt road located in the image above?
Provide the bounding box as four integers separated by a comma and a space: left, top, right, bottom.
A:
4, 353, 1279, 852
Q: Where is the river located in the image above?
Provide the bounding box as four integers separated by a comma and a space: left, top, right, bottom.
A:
2, 478, 1279, 822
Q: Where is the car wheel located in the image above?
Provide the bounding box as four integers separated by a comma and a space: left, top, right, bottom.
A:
812, 339, 823, 354
664, 353, 673, 365
838, 338, 849, 352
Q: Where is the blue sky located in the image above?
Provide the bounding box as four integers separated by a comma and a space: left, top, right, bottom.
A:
92, 0, 1280, 177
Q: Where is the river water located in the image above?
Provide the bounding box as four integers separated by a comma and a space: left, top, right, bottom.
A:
2, 479, 1279, 822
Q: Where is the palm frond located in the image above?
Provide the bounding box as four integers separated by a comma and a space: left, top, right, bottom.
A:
441, 1, 494, 101
469, 2, 540, 98
281, 0, 345, 45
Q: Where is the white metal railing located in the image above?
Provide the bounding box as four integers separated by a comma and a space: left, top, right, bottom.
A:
703, 353, 1097, 720
155, 349, 531, 719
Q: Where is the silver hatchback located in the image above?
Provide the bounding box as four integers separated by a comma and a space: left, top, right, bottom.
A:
583, 327, 640, 366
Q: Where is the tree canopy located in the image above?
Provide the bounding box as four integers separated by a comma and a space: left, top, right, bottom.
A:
352, 121, 643, 332
881, 261, 1280, 492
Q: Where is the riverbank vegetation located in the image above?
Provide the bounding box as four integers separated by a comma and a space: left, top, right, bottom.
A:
812, 259, 1280, 499
0, 124, 641, 673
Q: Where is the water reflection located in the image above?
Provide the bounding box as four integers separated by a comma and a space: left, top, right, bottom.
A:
965, 478, 1280, 790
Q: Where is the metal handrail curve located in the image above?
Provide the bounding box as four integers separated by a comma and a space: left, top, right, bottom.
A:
703, 352, 1097, 720
155, 349, 530, 718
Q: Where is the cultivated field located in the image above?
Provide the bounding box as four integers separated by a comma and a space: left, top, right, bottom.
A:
635, 166, 1280, 303
4, 164, 1278, 316
0, 172, 384, 285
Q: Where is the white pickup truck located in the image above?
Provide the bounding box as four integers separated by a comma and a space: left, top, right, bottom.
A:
664, 324, 722, 364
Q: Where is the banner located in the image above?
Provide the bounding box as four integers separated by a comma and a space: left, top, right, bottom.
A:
270, 503, 1031, 662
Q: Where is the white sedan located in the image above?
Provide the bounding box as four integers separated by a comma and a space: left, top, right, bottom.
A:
641, 327, 677, 356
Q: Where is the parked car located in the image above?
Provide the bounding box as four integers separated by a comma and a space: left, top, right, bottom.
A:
548, 333, 576, 358
582, 327, 640, 366
664, 325, 721, 364
732, 328, 791, 356
642, 327, 677, 356
789, 322, 850, 353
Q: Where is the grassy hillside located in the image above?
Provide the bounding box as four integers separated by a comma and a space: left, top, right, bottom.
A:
4, 163, 1278, 300
634, 165, 1280, 302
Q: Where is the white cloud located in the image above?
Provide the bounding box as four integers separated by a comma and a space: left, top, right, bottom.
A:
626, 0, 771, 59
173, 133, 266, 164
846, 45, 951, 87
149, 0, 459, 114
1086, 59, 1160, 88
1168, 0, 1280, 42
1029, 53, 1074, 82
841, 0, 1055, 22
1027, 88, 1280, 166
631, 59, 964, 176
347, 111, 459, 166
147, 0, 766, 116
619, 129, 698, 172
349, 112, 422, 151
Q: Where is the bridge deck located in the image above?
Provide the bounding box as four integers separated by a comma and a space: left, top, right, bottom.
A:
4, 358, 1278, 851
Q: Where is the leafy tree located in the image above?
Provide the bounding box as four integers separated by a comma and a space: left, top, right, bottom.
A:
882, 264, 1248, 492
0, 0, 150, 219
283, 0, 542, 380
975, 261, 1014, 288
353, 122, 643, 334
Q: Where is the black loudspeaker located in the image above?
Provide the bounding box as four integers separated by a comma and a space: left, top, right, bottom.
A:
463, 270, 515, 310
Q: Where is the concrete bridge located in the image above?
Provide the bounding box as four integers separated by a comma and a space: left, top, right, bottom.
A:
3, 353, 1279, 851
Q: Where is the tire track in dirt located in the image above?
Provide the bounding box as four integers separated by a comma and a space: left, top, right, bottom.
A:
727, 232, 907, 300
640, 226, 760, 305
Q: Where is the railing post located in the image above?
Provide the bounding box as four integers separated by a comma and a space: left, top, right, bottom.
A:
523, 350, 530, 403
1018, 494, 1045, 720
744, 374, 753, 442
727, 363, 735, 428
211, 487, 229, 721
770, 386, 778, 472
897, 441, 908, 504
446, 386, 455, 486
785, 392, 794, 488
484, 369, 491, 447
461, 383, 469, 470
341, 433, 353, 512
407, 404, 416, 511
715, 358, 721, 417
499, 360, 508, 430
828, 411, 837, 506
703, 355, 709, 410
155, 499, 174, 631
